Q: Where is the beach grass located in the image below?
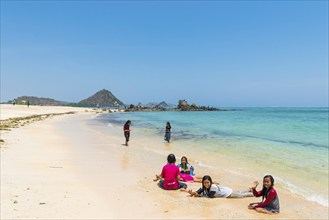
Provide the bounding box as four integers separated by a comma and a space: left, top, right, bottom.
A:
0, 112, 75, 145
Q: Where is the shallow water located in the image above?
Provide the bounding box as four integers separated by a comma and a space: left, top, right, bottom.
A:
95, 107, 329, 207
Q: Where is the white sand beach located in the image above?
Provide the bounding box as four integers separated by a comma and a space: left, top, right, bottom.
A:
1, 104, 328, 219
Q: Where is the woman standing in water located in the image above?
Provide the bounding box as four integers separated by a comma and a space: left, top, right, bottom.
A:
164, 122, 171, 143
123, 120, 131, 146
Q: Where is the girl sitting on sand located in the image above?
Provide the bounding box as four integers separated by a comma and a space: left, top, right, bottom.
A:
185, 175, 253, 198
177, 156, 208, 183
154, 154, 187, 190
248, 175, 280, 214
177, 156, 192, 174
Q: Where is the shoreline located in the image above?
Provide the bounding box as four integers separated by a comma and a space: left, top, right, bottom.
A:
1, 104, 328, 219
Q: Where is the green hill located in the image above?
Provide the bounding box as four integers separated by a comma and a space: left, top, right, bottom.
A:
9, 96, 61, 106
78, 89, 124, 107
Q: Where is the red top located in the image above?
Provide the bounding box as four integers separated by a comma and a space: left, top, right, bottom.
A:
123, 124, 130, 134
253, 188, 277, 208
161, 164, 180, 190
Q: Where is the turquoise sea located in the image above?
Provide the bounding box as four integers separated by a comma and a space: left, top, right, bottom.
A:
95, 107, 329, 207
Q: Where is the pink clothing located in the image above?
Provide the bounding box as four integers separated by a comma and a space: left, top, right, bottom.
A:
180, 173, 194, 182
161, 164, 180, 190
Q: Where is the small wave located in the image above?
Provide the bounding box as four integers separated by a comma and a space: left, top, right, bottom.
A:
90, 115, 98, 119
195, 160, 213, 168
107, 123, 113, 127
142, 147, 169, 156
275, 176, 328, 207
222, 168, 258, 180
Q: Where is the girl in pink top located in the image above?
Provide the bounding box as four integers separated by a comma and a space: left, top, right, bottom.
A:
178, 156, 206, 183
154, 154, 187, 190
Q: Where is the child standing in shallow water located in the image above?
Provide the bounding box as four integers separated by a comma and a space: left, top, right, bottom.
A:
248, 175, 280, 214
164, 122, 171, 142
123, 120, 131, 146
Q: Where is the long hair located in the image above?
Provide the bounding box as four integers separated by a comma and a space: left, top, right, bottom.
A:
202, 175, 213, 194
261, 175, 274, 201
125, 120, 131, 126
181, 156, 189, 169
166, 122, 171, 129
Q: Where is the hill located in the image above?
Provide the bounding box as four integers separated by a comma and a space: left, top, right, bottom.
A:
9, 96, 61, 106
78, 89, 124, 107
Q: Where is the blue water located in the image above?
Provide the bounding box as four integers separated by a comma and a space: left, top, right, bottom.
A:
96, 107, 329, 206
99, 107, 328, 148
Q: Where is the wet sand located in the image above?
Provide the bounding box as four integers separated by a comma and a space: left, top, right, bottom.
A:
1, 104, 328, 219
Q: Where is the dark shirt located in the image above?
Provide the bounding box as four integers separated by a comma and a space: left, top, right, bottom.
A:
124, 124, 130, 134
196, 187, 217, 198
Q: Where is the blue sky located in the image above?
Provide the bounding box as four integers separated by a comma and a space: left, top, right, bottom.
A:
1, 1, 328, 107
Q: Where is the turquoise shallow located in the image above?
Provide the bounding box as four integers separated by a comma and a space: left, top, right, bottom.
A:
96, 107, 329, 207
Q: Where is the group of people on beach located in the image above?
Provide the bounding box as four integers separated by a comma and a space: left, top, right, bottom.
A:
154, 154, 280, 215
123, 120, 280, 214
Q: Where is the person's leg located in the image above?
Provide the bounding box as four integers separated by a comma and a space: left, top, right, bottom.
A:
165, 133, 170, 142
228, 190, 253, 198
125, 133, 130, 146
193, 176, 203, 183
255, 208, 275, 214
178, 182, 187, 189
158, 180, 165, 189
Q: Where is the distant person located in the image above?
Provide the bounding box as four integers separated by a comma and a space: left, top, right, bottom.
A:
164, 122, 171, 142
13, 99, 16, 106
153, 154, 187, 190
27, 101, 30, 108
248, 175, 280, 214
186, 175, 253, 198
123, 120, 131, 146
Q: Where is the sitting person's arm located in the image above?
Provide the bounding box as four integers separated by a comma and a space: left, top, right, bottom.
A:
183, 163, 190, 173
254, 189, 277, 208
153, 174, 163, 181
251, 181, 263, 197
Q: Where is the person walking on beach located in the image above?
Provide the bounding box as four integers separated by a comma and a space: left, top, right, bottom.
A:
123, 120, 131, 146
185, 175, 253, 198
248, 175, 280, 214
27, 101, 30, 108
164, 122, 171, 142
153, 154, 187, 190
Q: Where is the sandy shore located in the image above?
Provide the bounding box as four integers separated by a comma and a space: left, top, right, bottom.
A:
1, 104, 328, 219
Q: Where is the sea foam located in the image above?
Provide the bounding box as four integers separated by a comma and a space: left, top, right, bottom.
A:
275, 176, 328, 207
